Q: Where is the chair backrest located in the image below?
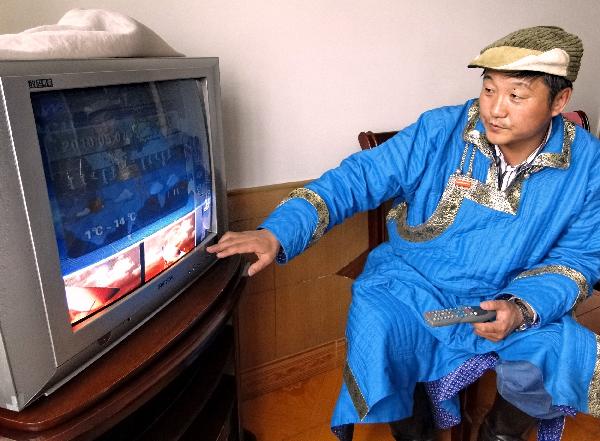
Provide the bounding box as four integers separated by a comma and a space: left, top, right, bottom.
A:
357, 110, 591, 254
563, 110, 591, 131
357, 131, 398, 150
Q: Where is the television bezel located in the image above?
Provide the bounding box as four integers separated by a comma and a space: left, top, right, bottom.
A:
0, 58, 228, 408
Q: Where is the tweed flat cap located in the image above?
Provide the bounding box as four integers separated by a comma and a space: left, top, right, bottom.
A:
468, 26, 583, 81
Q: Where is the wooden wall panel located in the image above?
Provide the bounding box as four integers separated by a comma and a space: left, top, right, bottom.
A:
275, 275, 353, 358
240, 339, 347, 400
227, 180, 307, 223
237, 288, 277, 369
227, 181, 369, 386
274, 212, 369, 287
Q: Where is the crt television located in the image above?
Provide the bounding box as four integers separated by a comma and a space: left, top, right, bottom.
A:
0, 57, 228, 410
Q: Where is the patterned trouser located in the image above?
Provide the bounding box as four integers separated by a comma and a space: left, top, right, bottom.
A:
331, 353, 573, 441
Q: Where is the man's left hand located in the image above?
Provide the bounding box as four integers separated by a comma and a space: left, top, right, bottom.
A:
472, 300, 523, 342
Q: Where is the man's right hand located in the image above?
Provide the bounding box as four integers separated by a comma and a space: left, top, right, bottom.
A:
206, 229, 280, 276
472, 300, 525, 342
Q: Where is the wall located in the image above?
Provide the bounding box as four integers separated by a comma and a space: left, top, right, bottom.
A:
2, 0, 599, 190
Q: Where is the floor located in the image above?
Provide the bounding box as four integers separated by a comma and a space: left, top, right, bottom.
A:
241, 367, 600, 441
241, 367, 393, 441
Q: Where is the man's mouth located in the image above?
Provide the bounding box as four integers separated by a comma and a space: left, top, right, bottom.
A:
487, 121, 508, 131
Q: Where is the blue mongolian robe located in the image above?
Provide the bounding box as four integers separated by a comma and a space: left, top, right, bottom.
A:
259, 99, 600, 440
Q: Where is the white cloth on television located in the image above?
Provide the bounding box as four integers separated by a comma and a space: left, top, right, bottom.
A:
0, 9, 183, 60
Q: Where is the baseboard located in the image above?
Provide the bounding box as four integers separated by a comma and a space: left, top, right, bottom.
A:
239, 338, 346, 400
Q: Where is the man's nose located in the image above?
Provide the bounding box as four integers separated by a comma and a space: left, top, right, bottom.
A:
490, 96, 508, 118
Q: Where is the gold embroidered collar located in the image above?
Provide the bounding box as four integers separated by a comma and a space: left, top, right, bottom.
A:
389, 101, 576, 242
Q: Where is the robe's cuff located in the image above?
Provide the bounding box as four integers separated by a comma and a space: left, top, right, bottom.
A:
259, 187, 330, 264
503, 265, 589, 324
495, 293, 539, 329
280, 188, 330, 244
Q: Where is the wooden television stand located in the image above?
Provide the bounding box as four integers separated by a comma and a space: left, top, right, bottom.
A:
0, 255, 254, 441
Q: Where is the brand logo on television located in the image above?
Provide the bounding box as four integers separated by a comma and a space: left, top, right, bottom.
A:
158, 275, 174, 290
28, 78, 54, 89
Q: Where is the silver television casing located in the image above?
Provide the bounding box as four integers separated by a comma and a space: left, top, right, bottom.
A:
0, 58, 228, 411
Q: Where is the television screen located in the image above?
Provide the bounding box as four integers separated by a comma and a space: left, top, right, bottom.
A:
31, 79, 213, 326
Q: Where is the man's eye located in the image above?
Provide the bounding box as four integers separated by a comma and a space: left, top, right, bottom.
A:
511, 94, 522, 101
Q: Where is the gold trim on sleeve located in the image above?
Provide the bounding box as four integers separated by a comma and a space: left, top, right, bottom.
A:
587, 334, 600, 418
343, 362, 369, 420
279, 187, 330, 244
514, 265, 589, 309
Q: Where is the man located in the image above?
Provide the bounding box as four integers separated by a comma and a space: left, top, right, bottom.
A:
207, 26, 600, 441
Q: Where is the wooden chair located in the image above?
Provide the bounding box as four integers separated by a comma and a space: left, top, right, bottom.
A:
337, 110, 600, 441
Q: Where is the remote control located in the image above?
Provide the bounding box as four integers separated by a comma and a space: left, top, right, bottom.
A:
424, 306, 496, 327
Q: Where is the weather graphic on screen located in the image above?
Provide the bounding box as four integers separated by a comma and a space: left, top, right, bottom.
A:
31, 80, 213, 325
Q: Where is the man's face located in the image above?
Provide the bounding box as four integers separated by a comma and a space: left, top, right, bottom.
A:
478, 70, 560, 158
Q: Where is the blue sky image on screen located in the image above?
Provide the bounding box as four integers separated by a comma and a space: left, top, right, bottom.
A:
30, 79, 213, 324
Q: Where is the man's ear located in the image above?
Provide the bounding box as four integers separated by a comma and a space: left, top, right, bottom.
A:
551, 87, 573, 117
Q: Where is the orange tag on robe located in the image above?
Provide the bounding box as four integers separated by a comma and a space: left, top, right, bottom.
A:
455, 178, 472, 189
